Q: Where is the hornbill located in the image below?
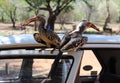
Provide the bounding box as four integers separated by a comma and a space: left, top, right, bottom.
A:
22, 15, 61, 53
48, 20, 100, 78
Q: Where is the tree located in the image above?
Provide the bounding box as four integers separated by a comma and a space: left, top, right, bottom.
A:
25, 0, 76, 31
25, 0, 42, 31
82, 0, 102, 21
82, 0, 93, 21
0, 10, 5, 23
103, 0, 111, 30
56, 7, 74, 30
0, 0, 17, 29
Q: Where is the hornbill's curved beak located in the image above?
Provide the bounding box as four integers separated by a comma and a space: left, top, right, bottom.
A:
22, 16, 40, 26
87, 22, 100, 31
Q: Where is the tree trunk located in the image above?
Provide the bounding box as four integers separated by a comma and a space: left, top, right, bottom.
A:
1, 13, 5, 23
34, 10, 39, 31
46, 15, 56, 31
87, 9, 92, 21
9, 7, 17, 29
103, 0, 110, 30
34, 21, 37, 31
83, 0, 93, 21
103, 14, 110, 30
106, 0, 110, 23
19, 59, 33, 79
10, 11, 16, 29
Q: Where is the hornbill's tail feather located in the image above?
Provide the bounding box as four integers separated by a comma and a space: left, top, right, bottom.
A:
48, 51, 63, 78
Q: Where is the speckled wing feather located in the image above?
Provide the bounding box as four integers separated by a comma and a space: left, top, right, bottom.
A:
61, 36, 88, 52
33, 33, 46, 45
45, 30, 61, 42
37, 28, 60, 48
60, 33, 71, 49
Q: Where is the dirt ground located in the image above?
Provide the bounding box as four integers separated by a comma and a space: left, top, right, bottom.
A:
0, 22, 120, 35
0, 23, 119, 76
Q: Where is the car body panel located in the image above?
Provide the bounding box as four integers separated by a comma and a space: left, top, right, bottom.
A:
0, 34, 120, 83
0, 34, 120, 44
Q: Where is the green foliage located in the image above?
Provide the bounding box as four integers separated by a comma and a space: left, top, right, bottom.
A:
0, 0, 120, 24
25, 0, 42, 9
0, 0, 16, 23
0, 0, 34, 23
24, 0, 75, 14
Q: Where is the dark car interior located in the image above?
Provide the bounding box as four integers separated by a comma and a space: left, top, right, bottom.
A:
94, 49, 120, 83
75, 48, 120, 83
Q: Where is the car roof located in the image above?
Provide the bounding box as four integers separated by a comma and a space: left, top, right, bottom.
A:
0, 34, 120, 44
0, 34, 120, 50
84, 34, 120, 43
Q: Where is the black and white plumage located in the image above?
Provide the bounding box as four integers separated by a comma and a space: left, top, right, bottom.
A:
23, 15, 61, 53
60, 20, 99, 52
48, 20, 100, 78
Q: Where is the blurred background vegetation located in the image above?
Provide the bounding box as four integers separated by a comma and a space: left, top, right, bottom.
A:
0, 0, 120, 35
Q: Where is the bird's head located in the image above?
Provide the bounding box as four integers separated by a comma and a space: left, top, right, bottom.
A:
76, 20, 100, 34
22, 15, 45, 26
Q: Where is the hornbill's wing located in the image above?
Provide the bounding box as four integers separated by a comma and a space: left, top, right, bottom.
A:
45, 30, 61, 43
33, 33, 46, 45
60, 31, 81, 48
34, 33, 58, 54
60, 33, 71, 49
61, 36, 88, 52
33, 33, 47, 52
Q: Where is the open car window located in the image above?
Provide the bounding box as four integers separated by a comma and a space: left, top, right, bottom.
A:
0, 50, 74, 83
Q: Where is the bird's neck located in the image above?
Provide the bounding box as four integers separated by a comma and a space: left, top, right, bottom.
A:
70, 22, 85, 34
76, 22, 86, 34
38, 19, 46, 30
70, 27, 84, 35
